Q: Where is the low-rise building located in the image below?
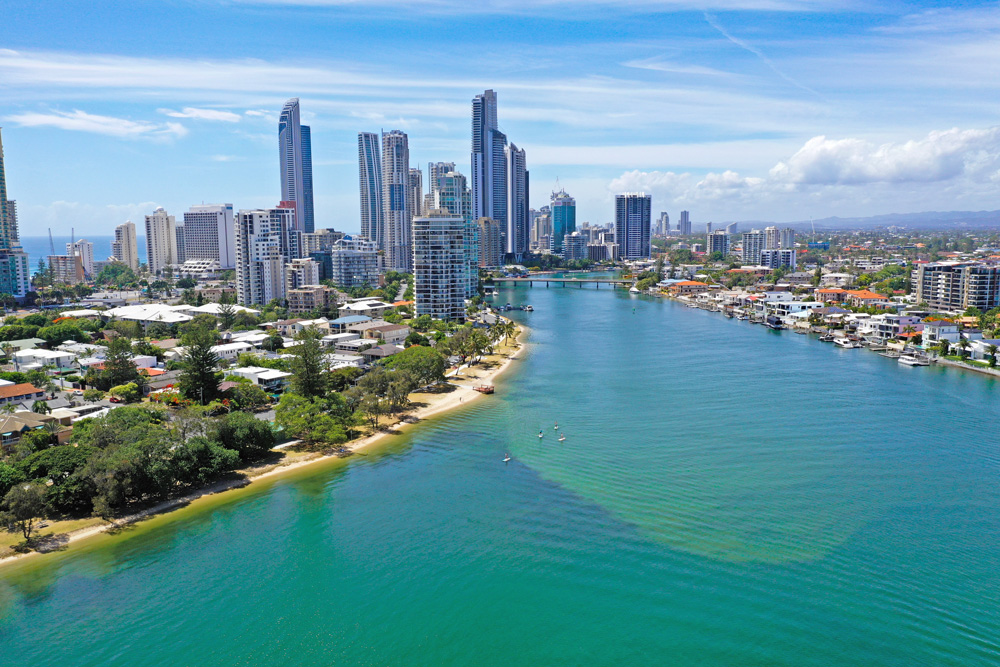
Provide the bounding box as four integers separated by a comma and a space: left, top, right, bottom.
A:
668, 280, 709, 296
0, 383, 45, 406
362, 323, 411, 345
287, 284, 337, 314
228, 366, 292, 393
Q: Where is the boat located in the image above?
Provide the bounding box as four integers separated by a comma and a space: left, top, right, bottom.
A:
558, 434, 566, 442
629, 286, 640, 294
898, 354, 930, 366
503, 453, 511, 462
473, 385, 494, 394
523, 305, 534, 312
818, 334, 835, 342
764, 316, 786, 330
834, 338, 863, 349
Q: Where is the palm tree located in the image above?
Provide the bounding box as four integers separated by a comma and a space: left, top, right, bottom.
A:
956, 338, 971, 360
989, 344, 998, 368
900, 325, 916, 351
938, 339, 951, 357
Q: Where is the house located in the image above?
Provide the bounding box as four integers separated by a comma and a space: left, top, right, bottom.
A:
360, 344, 404, 362
13, 348, 76, 369
228, 366, 293, 393
921, 320, 961, 347
858, 314, 924, 344
329, 315, 372, 333
969, 338, 1000, 361
103, 303, 194, 327
340, 299, 394, 318
362, 323, 411, 344
0, 383, 46, 406
321, 332, 359, 348
668, 280, 709, 296
272, 317, 330, 337
816, 288, 847, 302
845, 289, 890, 308
0, 411, 56, 451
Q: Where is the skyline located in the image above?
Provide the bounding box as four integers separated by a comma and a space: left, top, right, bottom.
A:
3, 2, 1000, 234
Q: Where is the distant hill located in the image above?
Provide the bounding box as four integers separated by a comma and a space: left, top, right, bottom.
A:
719, 210, 1000, 232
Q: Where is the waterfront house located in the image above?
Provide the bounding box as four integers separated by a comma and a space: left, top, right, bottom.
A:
845, 289, 890, 308
922, 320, 961, 347
668, 280, 709, 296
362, 323, 411, 345
858, 314, 924, 344
969, 338, 1000, 361
0, 411, 56, 452
228, 366, 293, 394
360, 344, 404, 362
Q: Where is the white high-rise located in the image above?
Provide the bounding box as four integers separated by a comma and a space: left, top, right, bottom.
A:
112, 221, 139, 271
413, 210, 470, 321
183, 204, 236, 268
471, 90, 507, 234
408, 167, 423, 219
741, 230, 766, 264
381, 130, 412, 272
358, 132, 383, 248
279, 98, 314, 233
765, 226, 781, 250
614, 193, 652, 260
66, 239, 94, 277
235, 206, 298, 306
145, 207, 178, 275
505, 143, 528, 260
780, 227, 796, 249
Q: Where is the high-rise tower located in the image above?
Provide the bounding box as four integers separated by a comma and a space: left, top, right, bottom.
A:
471, 89, 508, 232
358, 132, 384, 248
505, 143, 528, 261
381, 130, 412, 272
615, 193, 652, 260
550, 189, 576, 254
279, 98, 314, 233
0, 129, 30, 298
112, 221, 139, 271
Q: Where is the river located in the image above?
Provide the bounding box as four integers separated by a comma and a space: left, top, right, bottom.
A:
1, 281, 999, 665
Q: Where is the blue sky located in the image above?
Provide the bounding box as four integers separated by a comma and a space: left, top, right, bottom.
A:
2, 1, 1000, 236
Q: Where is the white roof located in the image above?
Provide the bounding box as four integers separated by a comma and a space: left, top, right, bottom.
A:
106, 303, 193, 323
185, 303, 260, 316
60, 309, 102, 317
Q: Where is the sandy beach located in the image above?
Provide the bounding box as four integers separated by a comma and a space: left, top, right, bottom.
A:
0, 326, 528, 568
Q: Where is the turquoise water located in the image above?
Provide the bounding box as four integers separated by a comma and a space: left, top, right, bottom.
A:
2, 283, 1000, 665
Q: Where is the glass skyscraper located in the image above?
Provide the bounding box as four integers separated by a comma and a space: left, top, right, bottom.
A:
550, 189, 576, 254
615, 193, 652, 260
0, 129, 32, 299
358, 132, 384, 249
381, 130, 412, 273
279, 98, 314, 233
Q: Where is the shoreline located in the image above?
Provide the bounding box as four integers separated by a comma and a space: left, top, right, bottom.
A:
0, 324, 529, 570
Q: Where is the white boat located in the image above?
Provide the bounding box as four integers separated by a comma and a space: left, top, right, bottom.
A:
834, 338, 863, 349
503, 453, 511, 462
523, 305, 534, 311
558, 434, 566, 442
629, 286, 640, 294
898, 354, 930, 366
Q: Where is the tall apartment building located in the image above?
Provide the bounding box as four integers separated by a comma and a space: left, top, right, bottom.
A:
408, 167, 423, 219
563, 232, 587, 261
66, 239, 94, 277
329, 235, 379, 288
112, 221, 139, 271
0, 129, 31, 299
915, 262, 1000, 312
726, 222, 738, 234
741, 230, 766, 264
174, 225, 186, 263
471, 90, 507, 237
531, 206, 551, 249
234, 206, 298, 306
284, 257, 321, 291
432, 170, 476, 295
550, 189, 576, 253
381, 130, 412, 272
145, 207, 178, 275
765, 226, 780, 250
759, 248, 796, 270
413, 210, 470, 321
427, 161, 456, 200
614, 193, 652, 260
47, 254, 85, 285
278, 98, 314, 233
679, 210, 691, 236
301, 228, 345, 255
656, 212, 669, 235
780, 227, 796, 249
183, 204, 236, 269
478, 217, 504, 267
707, 230, 731, 256
505, 143, 528, 260
358, 132, 383, 248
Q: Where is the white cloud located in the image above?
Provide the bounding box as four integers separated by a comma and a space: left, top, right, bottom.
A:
4, 109, 187, 140
160, 107, 241, 122
769, 127, 1000, 185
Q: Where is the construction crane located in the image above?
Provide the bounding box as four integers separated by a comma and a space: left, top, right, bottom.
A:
48, 228, 55, 255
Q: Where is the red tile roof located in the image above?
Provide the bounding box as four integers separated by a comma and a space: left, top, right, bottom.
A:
0, 383, 44, 400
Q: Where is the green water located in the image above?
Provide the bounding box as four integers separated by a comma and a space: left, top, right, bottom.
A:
2, 284, 1000, 666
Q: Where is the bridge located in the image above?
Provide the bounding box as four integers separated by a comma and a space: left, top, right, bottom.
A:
487, 277, 633, 288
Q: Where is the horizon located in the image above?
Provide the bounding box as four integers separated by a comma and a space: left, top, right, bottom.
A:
3, 2, 1000, 235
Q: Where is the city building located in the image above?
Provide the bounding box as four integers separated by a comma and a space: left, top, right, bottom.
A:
413, 210, 469, 321
550, 189, 576, 254
915, 262, 1000, 312
505, 143, 529, 260
287, 284, 337, 314
381, 130, 412, 272
656, 212, 669, 236
358, 131, 383, 249
760, 248, 797, 270
408, 167, 423, 219
725, 222, 738, 234
478, 217, 504, 267
284, 257, 321, 291
531, 206, 551, 249
765, 226, 780, 250
679, 210, 691, 236
48, 254, 85, 284
182, 204, 236, 269
112, 221, 139, 272
471, 90, 507, 233
174, 224, 186, 263
302, 228, 345, 255
707, 230, 731, 256
780, 227, 796, 249
427, 162, 455, 200
278, 98, 314, 233
145, 207, 178, 275
614, 193, 652, 260
432, 170, 476, 296
234, 206, 298, 306
328, 235, 379, 288
562, 232, 587, 261
66, 239, 94, 277
0, 129, 31, 299
741, 230, 766, 264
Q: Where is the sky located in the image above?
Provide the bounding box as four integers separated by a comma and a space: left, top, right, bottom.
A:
2, 0, 1000, 236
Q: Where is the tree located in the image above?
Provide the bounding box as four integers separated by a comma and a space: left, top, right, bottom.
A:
31, 399, 51, 414
989, 344, 998, 368
274, 394, 350, 445
178, 326, 222, 405
956, 338, 971, 360
215, 411, 276, 461
218, 302, 237, 331
938, 339, 951, 357
101, 336, 142, 389
83, 388, 104, 403
382, 345, 446, 387
288, 326, 328, 398
17, 444, 97, 513
37, 322, 88, 346
329, 366, 364, 393
2, 482, 48, 540
230, 381, 270, 412
108, 382, 141, 403
0, 462, 26, 498
262, 330, 285, 352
